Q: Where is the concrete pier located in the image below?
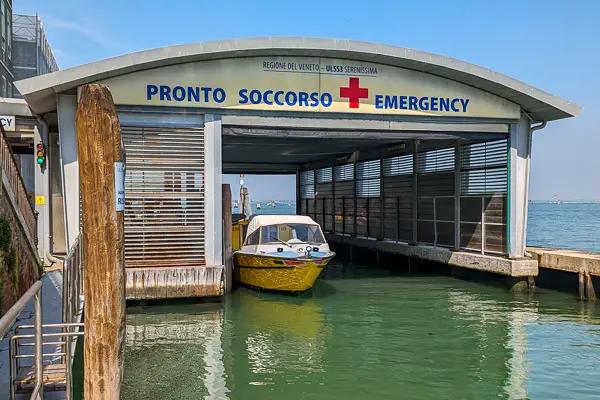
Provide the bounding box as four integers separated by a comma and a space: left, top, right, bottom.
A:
327, 234, 538, 277
528, 247, 600, 300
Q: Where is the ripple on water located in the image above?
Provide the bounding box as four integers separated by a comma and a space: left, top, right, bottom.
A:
121, 266, 600, 400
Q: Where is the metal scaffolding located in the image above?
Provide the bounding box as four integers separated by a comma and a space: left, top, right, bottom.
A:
12, 14, 58, 96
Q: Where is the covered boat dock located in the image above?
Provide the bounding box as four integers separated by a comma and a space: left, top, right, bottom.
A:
14, 38, 581, 299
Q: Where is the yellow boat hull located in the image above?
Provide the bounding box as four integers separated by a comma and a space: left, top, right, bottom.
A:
233, 253, 333, 292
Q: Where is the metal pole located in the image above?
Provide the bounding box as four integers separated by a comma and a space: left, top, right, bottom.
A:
353, 159, 357, 236
396, 196, 400, 242
433, 197, 437, 247
481, 196, 486, 255
62, 259, 69, 364
34, 290, 44, 399
412, 140, 419, 244
66, 326, 72, 400
366, 198, 370, 237
322, 197, 325, 230
10, 337, 16, 400
342, 196, 345, 235
379, 155, 384, 240
454, 140, 461, 250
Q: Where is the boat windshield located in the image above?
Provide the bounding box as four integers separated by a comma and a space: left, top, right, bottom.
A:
259, 223, 325, 245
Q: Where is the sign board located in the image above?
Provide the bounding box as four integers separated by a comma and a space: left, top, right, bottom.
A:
35, 195, 45, 205
114, 162, 125, 212
97, 57, 520, 119
0, 115, 16, 132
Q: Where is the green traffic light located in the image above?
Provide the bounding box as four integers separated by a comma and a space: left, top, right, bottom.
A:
37, 157, 44, 164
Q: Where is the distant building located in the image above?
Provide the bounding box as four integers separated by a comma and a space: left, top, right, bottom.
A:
0, 10, 59, 229
12, 13, 59, 97
0, 0, 14, 98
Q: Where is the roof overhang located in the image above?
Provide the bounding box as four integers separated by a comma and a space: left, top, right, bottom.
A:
14, 37, 581, 121
0, 97, 34, 117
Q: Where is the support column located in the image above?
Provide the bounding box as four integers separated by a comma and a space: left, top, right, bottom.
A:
412, 140, 419, 243
454, 140, 461, 250
205, 114, 223, 267
57, 94, 79, 250
295, 170, 301, 215
508, 115, 532, 258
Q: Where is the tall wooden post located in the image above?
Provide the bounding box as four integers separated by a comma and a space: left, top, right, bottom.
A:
222, 184, 233, 293
76, 84, 125, 399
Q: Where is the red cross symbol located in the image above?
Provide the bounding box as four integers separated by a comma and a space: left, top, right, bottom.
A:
340, 77, 369, 108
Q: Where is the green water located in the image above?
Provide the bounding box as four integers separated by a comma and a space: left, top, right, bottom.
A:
122, 262, 600, 400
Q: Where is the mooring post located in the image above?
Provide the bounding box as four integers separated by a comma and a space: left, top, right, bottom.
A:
585, 273, 596, 301
579, 272, 586, 300
76, 84, 125, 399
222, 184, 233, 294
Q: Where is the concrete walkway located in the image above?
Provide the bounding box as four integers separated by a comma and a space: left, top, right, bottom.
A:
0, 271, 64, 399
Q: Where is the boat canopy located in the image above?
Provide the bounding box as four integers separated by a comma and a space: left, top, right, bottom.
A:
246, 215, 319, 237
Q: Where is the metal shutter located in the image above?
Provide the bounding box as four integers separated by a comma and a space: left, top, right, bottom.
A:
122, 125, 205, 268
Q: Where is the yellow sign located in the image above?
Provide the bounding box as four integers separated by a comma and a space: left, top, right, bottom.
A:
97, 57, 520, 119
35, 196, 45, 205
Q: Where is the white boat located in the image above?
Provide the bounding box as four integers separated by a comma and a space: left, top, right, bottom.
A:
233, 215, 336, 292
257, 202, 261, 210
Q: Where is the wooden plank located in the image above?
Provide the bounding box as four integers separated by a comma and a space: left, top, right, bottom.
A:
76, 84, 125, 399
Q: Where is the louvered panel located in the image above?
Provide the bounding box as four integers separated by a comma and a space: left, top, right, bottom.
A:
335, 164, 354, 181
299, 170, 315, 199
122, 125, 205, 268
460, 139, 508, 195
316, 167, 333, 183
356, 159, 380, 179
383, 154, 413, 176
461, 139, 507, 170
356, 160, 380, 197
461, 167, 508, 195
418, 147, 454, 173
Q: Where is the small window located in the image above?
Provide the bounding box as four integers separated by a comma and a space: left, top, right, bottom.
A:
245, 230, 259, 246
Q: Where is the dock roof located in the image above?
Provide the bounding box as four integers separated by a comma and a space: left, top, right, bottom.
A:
14, 37, 581, 121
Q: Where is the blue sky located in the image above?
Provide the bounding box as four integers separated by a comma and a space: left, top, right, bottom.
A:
17, 0, 599, 200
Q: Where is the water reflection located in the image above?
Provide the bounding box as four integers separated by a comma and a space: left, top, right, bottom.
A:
231, 290, 328, 388
122, 267, 600, 400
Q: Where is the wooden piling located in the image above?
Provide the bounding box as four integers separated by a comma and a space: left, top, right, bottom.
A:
578, 272, 586, 300
222, 184, 233, 293
585, 273, 596, 301
76, 84, 125, 399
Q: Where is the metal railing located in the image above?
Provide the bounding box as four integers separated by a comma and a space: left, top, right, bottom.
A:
63, 233, 84, 325
61, 232, 84, 400
2, 233, 84, 400
305, 193, 507, 255
0, 124, 37, 243
0, 281, 44, 399
10, 324, 83, 399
